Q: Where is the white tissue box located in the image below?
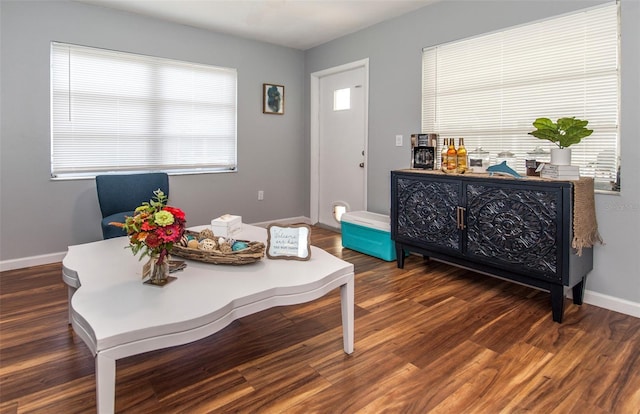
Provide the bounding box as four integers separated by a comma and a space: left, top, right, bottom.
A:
211, 214, 242, 237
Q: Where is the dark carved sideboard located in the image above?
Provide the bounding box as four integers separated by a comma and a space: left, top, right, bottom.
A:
390, 170, 593, 322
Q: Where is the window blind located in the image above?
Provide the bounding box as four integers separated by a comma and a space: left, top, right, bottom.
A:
422, 2, 619, 191
51, 42, 237, 178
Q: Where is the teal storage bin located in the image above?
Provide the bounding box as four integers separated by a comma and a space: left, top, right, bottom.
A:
341, 211, 396, 261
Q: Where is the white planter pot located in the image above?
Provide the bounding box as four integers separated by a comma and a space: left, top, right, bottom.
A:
550, 148, 571, 166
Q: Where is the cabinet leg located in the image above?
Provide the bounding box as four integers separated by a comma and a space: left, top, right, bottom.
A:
550, 285, 565, 323
572, 277, 586, 305
396, 246, 405, 269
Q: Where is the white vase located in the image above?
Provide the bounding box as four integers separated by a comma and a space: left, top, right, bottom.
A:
550, 148, 571, 166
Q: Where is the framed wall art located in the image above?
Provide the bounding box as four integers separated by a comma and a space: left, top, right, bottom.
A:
263, 83, 284, 115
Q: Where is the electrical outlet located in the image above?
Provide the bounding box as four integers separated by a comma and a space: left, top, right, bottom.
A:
258, 190, 264, 201
395, 135, 403, 146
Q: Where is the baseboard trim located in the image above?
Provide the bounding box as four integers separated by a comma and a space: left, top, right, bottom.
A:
0, 252, 67, 272
581, 290, 640, 319
250, 216, 313, 227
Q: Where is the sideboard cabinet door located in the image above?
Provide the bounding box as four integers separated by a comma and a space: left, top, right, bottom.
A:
465, 182, 563, 283
395, 176, 461, 253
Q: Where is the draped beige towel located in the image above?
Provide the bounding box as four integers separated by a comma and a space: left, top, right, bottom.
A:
572, 177, 603, 255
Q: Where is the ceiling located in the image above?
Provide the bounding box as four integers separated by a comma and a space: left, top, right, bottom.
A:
74, 0, 438, 50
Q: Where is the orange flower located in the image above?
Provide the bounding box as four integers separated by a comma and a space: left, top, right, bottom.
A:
141, 221, 156, 231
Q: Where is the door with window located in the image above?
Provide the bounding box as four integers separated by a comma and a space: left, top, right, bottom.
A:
317, 65, 367, 229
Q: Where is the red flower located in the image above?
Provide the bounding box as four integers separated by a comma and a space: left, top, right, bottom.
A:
144, 232, 162, 249
164, 206, 185, 222
157, 223, 184, 243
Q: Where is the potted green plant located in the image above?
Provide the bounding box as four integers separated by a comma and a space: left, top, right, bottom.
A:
528, 117, 593, 165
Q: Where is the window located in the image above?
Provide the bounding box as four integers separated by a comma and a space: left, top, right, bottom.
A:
422, 2, 619, 191
334, 88, 351, 111
51, 42, 237, 178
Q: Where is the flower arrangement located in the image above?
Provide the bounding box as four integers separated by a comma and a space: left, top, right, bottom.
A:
110, 189, 186, 263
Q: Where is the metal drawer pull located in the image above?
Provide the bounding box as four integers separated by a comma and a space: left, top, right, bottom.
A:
456, 206, 466, 230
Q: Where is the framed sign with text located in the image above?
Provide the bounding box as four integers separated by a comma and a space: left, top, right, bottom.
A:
266, 224, 311, 260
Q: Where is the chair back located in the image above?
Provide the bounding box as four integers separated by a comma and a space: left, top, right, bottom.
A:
95, 173, 169, 218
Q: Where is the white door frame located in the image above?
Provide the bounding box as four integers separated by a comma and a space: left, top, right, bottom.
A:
310, 58, 369, 224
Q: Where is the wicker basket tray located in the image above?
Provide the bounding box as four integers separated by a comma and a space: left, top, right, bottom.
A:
171, 230, 265, 265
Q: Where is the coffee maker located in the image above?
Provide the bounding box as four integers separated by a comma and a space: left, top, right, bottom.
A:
411, 133, 437, 169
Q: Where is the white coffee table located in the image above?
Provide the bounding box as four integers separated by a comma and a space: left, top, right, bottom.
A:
62, 224, 354, 414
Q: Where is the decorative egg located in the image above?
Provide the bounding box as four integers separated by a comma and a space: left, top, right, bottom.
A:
179, 235, 189, 246
232, 241, 248, 251
187, 239, 199, 249
199, 238, 217, 251
199, 228, 215, 240
219, 242, 232, 253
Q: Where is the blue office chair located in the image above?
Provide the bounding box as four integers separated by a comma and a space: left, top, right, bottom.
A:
96, 173, 169, 239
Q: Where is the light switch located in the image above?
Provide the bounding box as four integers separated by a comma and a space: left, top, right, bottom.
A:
395, 135, 403, 146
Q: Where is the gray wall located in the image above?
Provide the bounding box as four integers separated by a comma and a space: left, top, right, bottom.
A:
304, 0, 640, 305
0, 1, 306, 261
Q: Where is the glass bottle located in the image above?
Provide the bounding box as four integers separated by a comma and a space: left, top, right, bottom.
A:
447, 138, 457, 171
457, 138, 467, 174
441, 138, 449, 172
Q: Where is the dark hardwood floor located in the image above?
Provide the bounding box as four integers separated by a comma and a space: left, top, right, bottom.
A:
1, 227, 639, 413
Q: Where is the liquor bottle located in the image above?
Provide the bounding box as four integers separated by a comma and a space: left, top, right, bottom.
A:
447, 138, 457, 171
457, 138, 467, 174
441, 138, 449, 172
